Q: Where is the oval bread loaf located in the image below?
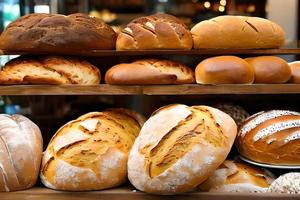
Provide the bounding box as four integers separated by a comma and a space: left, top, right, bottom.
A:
288, 61, 300, 83
128, 104, 237, 194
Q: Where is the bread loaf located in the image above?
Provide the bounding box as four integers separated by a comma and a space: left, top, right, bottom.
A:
128, 104, 237, 194
214, 104, 250, 126
288, 61, 300, 83
0, 114, 42, 192
195, 56, 255, 84
191, 15, 285, 49
199, 160, 274, 193
0, 13, 116, 52
105, 59, 195, 85
245, 56, 291, 83
0, 56, 100, 85
40, 109, 145, 191
236, 110, 300, 165
267, 173, 300, 194
116, 13, 193, 50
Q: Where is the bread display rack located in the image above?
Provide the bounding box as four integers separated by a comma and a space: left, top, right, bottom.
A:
0, 48, 300, 200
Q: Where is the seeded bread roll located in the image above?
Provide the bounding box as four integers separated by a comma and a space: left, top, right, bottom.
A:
236, 110, 300, 165
191, 15, 285, 49
105, 59, 195, 85
0, 13, 116, 52
40, 109, 145, 191
288, 61, 300, 83
116, 13, 193, 50
128, 104, 237, 194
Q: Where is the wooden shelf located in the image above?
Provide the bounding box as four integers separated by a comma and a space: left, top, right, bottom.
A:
1, 48, 300, 56
0, 84, 300, 95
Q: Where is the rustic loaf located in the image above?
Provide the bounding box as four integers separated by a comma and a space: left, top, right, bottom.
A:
0, 114, 43, 192
128, 104, 237, 194
191, 15, 285, 49
236, 110, 300, 165
288, 61, 300, 83
0, 56, 100, 85
105, 59, 195, 85
0, 13, 116, 52
116, 13, 193, 50
40, 109, 145, 191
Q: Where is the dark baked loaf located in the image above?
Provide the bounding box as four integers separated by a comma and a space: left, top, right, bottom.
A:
0, 13, 117, 52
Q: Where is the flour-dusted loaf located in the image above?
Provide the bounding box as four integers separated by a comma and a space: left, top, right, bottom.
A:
116, 13, 193, 50
105, 59, 195, 85
245, 56, 291, 83
236, 110, 300, 165
40, 109, 145, 191
288, 61, 300, 83
267, 173, 300, 194
0, 114, 43, 192
199, 160, 274, 193
128, 104, 237, 194
0, 56, 100, 85
0, 13, 116, 52
195, 56, 255, 84
191, 15, 285, 49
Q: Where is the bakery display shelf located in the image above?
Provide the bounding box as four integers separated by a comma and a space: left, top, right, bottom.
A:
2, 187, 299, 200
1, 48, 300, 56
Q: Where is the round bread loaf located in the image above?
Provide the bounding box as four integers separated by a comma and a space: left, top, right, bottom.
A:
195, 56, 255, 84
0, 114, 43, 192
105, 59, 195, 85
0, 13, 116, 52
40, 109, 145, 191
191, 15, 285, 49
199, 160, 274, 193
116, 13, 193, 50
128, 104, 237, 194
288, 61, 300, 83
245, 56, 291, 83
267, 173, 300, 194
236, 110, 300, 165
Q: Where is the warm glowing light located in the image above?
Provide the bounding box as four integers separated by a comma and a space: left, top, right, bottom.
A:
220, 0, 227, 6
247, 5, 256, 12
219, 6, 225, 12
204, 1, 211, 8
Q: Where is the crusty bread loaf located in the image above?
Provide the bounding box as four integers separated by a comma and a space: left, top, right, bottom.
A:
199, 160, 274, 193
245, 56, 291, 83
195, 56, 255, 84
0, 56, 100, 85
0, 114, 42, 192
116, 13, 193, 50
214, 103, 250, 126
237, 110, 300, 165
267, 173, 300, 194
0, 13, 116, 52
40, 109, 144, 191
191, 15, 285, 49
128, 104, 237, 194
288, 61, 300, 83
105, 59, 195, 85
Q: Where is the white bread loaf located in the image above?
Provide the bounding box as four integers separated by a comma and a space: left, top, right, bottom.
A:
0, 114, 42, 192
268, 173, 300, 194
128, 104, 237, 194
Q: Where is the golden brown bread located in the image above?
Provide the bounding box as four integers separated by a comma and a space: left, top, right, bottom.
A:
236, 110, 300, 165
116, 13, 193, 50
195, 56, 255, 84
245, 56, 291, 83
288, 61, 300, 83
199, 160, 274, 193
41, 109, 145, 191
105, 59, 195, 85
0, 114, 43, 192
191, 15, 285, 49
0, 13, 116, 52
128, 104, 237, 194
0, 56, 100, 85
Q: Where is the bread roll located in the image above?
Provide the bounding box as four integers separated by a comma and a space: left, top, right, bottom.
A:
288, 61, 300, 83
116, 13, 193, 50
191, 15, 285, 49
0, 114, 42, 192
195, 56, 255, 84
0, 13, 116, 52
105, 59, 195, 85
40, 109, 144, 191
245, 56, 291, 83
199, 160, 274, 193
267, 173, 300, 194
237, 110, 300, 165
128, 104, 237, 194
0, 56, 100, 85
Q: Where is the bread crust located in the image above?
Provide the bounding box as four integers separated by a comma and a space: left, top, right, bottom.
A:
288, 61, 300, 83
